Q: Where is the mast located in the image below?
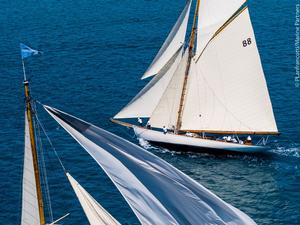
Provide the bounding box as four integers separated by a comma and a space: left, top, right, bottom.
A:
23, 67, 46, 225
175, 0, 200, 132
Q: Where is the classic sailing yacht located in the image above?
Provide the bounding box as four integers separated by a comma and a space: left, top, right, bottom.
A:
112, 0, 279, 153
20, 44, 120, 225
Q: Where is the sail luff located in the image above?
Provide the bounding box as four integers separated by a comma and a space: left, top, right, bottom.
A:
142, 0, 191, 79
176, 0, 201, 131
22, 81, 45, 225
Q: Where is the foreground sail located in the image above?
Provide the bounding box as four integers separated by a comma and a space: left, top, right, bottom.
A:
113, 0, 279, 153
66, 173, 120, 225
44, 105, 257, 225
21, 113, 41, 225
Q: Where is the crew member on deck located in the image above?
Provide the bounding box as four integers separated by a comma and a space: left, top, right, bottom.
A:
146, 121, 151, 129
163, 126, 167, 134
138, 117, 143, 126
244, 135, 252, 145
171, 125, 176, 133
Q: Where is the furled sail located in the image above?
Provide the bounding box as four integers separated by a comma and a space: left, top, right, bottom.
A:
181, 8, 278, 133
196, 0, 245, 57
149, 50, 188, 129
21, 113, 40, 225
44, 105, 257, 225
142, 0, 191, 79
114, 48, 182, 119
66, 173, 121, 225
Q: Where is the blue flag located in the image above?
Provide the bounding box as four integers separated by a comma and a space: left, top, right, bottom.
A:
20, 43, 39, 59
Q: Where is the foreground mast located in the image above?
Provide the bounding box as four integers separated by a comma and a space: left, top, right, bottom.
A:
21, 44, 45, 225
24, 80, 45, 225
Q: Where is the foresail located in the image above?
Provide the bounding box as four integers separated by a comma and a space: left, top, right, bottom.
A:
142, 0, 191, 79
66, 173, 121, 225
196, 0, 245, 57
149, 50, 188, 129
21, 113, 40, 225
114, 48, 182, 119
44, 105, 257, 225
181, 8, 277, 133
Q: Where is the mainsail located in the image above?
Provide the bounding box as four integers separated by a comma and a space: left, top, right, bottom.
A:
181, 7, 278, 133
142, 0, 191, 79
21, 113, 40, 225
44, 105, 257, 225
66, 173, 121, 225
149, 50, 188, 129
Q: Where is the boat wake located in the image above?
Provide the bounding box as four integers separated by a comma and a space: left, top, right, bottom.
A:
138, 137, 153, 150
272, 145, 300, 159
138, 137, 184, 155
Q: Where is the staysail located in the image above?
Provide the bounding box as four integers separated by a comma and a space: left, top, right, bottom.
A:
196, 0, 246, 57
181, 7, 278, 134
149, 50, 188, 129
45, 105, 257, 225
142, 0, 191, 79
21, 113, 40, 225
66, 173, 121, 225
114, 48, 183, 119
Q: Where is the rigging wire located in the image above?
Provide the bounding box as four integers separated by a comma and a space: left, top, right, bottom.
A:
194, 64, 253, 131
34, 104, 67, 173
33, 108, 53, 222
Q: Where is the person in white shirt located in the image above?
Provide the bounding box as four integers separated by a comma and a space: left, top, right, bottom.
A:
163, 126, 167, 134
245, 135, 252, 145
138, 117, 143, 126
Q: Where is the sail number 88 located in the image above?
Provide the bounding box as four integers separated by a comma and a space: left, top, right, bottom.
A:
242, 38, 252, 47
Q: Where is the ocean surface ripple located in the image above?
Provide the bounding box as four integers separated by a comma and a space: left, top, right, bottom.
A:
0, 0, 299, 224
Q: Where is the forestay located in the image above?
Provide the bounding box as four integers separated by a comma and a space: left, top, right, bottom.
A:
44, 105, 257, 225
196, 0, 245, 57
181, 8, 277, 133
66, 173, 121, 225
149, 50, 188, 129
21, 113, 40, 225
142, 0, 191, 79
114, 48, 182, 119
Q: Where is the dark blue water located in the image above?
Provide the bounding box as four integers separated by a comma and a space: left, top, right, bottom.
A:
0, 0, 299, 224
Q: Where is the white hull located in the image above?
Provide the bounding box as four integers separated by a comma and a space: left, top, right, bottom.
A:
133, 126, 267, 153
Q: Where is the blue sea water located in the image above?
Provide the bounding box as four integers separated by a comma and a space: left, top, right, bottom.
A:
0, 0, 299, 224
